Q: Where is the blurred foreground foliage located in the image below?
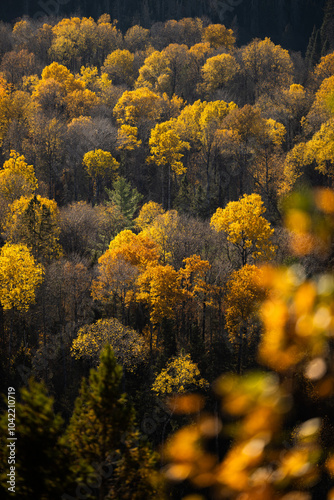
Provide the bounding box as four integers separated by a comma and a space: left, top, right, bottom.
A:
163, 188, 334, 500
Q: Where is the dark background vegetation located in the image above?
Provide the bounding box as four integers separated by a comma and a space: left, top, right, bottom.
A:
0, 0, 327, 53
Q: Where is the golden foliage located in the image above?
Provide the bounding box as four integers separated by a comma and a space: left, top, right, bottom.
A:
210, 193, 276, 265
241, 37, 293, 96
71, 318, 149, 372
113, 87, 166, 126
136, 263, 182, 324
134, 201, 165, 231
0, 150, 38, 205
5, 194, 63, 262
200, 54, 240, 95
0, 243, 44, 311
141, 209, 179, 264
91, 230, 160, 305
202, 24, 235, 49
83, 149, 119, 179
152, 352, 209, 397
116, 124, 142, 151
147, 120, 190, 175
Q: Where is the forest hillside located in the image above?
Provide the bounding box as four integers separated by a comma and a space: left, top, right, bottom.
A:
1, 4, 334, 499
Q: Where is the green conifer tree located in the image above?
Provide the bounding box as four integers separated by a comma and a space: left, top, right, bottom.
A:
305, 26, 322, 68
0, 379, 74, 499
174, 175, 191, 214
65, 345, 164, 500
105, 177, 143, 226
321, 0, 334, 52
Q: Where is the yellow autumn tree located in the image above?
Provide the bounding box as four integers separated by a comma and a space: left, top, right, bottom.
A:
107, 229, 160, 268
281, 142, 314, 196
91, 230, 160, 316
173, 99, 237, 205
136, 263, 182, 326
116, 125, 142, 151
71, 318, 149, 372
83, 149, 119, 203
141, 209, 179, 264
282, 117, 334, 191
4, 195, 63, 263
65, 87, 99, 119
113, 87, 165, 127
135, 50, 172, 95
147, 120, 190, 209
152, 352, 209, 397
249, 118, 286, 205
33, 61, 98, 118
0, 243, 44, 312
304, 118, 334, 181
102, 49, 135, 86
210, 193, 276, 267
303, 75, 334, 133
134, 201, 165, 231
39, 61, 84, 93
0, 150, 38, 205
241, 37, 293, 102
200, 53, 240, 96
202, 24, 235, 49
177, 255, 213, 342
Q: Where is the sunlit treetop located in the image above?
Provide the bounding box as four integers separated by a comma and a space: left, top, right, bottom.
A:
314, 52, 334, 82
210, 193, 276, 266
134, 201, 165, 231
147, 120, 190, 176
135, 50, 172, 95
113, 87, 167, 126
189, 42, 213, 61
224, 264, 266, 341
202, 24, 235, 49
107, 229, 160, 269
200, 53, 240, 95
102, 49, 135, 86
283, 117, 334, 196
116, 124, 142, 151
151, 352, 209, 397
177, 254, 211, 299
71, 317, 150, 373
4, 194, 63, 263
0, 242, 44, 311
39, 62, 85, 93
313, 75, 334, 111
135, 262, 182, 324
0, 150, 38, 205
82, 149, 119, 180
241, 37, 294, 96
140, 209, 180, 264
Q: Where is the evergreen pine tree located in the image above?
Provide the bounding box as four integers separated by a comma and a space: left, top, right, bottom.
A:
0, 379, 75, 499
105, 177, 143, 226
305, 26, 321, 68
65, 345, 164, 500
174, 175, 191, 214
321, 0, 334, 52
190, 185, 210, 219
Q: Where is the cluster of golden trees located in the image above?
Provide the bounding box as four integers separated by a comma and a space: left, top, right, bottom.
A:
0, 14, 330, 214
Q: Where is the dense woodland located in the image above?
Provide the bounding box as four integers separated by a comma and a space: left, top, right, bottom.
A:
1, 3, 334, 499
